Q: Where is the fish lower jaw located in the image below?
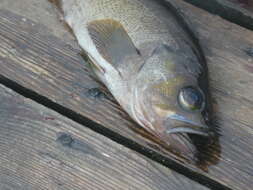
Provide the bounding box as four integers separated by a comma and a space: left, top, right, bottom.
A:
166, 127, 209, 136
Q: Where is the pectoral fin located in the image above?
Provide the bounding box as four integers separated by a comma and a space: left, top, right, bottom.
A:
87, 19, 140, 70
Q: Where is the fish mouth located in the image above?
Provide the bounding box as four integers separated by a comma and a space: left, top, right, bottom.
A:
166, 114, 210, 136
167, 126, 209, 136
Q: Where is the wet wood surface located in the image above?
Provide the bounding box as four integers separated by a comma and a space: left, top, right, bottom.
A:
0, 0, 253, 189
0, 84, 208, 190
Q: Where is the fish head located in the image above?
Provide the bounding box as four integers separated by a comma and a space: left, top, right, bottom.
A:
133, 44, 212, 160
152, 83, 209, 136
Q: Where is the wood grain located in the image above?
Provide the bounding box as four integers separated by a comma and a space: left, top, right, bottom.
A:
0, 0, 253, 188
0, 9, 180, 162
0, 84, 208, 190
167, 0, 253, 187
182, 0, 253, 31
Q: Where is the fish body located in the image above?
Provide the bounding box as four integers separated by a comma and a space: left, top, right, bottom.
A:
52, 0, 214, 160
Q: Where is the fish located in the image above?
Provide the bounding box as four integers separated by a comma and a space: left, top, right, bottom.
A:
50, 0, 215, 161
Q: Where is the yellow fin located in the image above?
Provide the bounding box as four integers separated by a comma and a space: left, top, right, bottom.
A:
87, 19, 140, 69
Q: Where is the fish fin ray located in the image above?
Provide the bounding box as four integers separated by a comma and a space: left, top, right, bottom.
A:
87, 19, 140, 69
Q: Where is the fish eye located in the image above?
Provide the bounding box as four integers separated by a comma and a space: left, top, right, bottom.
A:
178, 86, 204, 111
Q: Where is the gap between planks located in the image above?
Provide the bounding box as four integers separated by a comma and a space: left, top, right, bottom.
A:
182, 0, 253, 31
0, 66, 229, 190
0, 5, 247, 190
0, 0, 253, 189
0, 84, 209, 190
0, 7, 231, 189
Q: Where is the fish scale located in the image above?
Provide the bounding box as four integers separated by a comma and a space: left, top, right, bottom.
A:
52, 0, 214, 162
62, 0, 175, 47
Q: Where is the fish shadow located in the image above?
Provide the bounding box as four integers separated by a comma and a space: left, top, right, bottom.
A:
189, 118, 222, 172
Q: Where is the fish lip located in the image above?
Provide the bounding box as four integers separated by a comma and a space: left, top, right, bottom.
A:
167, 114, 210, 136
166, 126, 209, 136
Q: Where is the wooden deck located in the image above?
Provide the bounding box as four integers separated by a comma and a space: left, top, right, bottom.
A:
0, 84, 208, 190
183, 0, 253, 31
0, 0, 253, 189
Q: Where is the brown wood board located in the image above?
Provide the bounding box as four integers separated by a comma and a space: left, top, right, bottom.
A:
182, 0, 253, 31
0, 0, 253, 188
0, 84, 208, 190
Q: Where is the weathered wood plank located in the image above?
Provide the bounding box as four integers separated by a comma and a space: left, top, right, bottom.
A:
0, 0, 76, 46
182, 0, 253, 31
167, 0, 253, 187
0, 84, 208, 190
0, 0, 253, 188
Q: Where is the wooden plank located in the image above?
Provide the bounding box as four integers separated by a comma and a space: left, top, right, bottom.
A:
0, 9, 184, 165
227, 0, 253, 12
182, 0, 253, 31
0, 0, 253, 188
0, 84, 208, 190
0, 0, 77, 46
166, 0, 253, 187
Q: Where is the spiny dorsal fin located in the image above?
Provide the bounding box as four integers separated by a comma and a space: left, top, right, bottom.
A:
87, 19, 140, 69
